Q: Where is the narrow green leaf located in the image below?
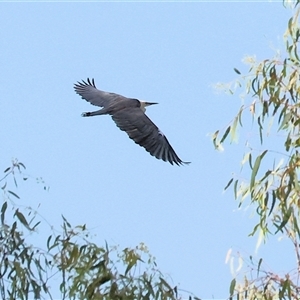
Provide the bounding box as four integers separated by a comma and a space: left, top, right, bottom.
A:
262, 63, 266, 77
285, 133, 292, 151
264, 192, 269, 207
220, 126, 231, 143
62, 215, 71, 228
278, 100, 288, 124
279, 112, 292, 131
257, 258, 263, 276
275, 206, 293, 233
18, 162, 26, 169
238, 108, 243, 126
159, 277, 172, 290
125, 262, 135, 276
11, 221, 17, 233
280, 279, 291, 298
105, 240, 109, 253
282, 59, 287, 77
8, 190, 20, 199
224, 178, 234, 191
47, 235, 52, 250
268, 190, 276, 216
234, 68, 241, 74
250, 150, 268, 190
0, 257, 8, 278
269, 64, 276, 77
251, 77, 258, 95
212, 130, 219, 148
293, 216, 300, 240
1, 201, 7, 224
257, 116, 263, 144
262, 101, 269, 118
231, 117, 238, 142
296, 28, 300, 41
259, 170, 272, 183
4, 167, 10, 173
248, 224, 259, 236
174, 286, 178, 298
288, 16, 293, 36
229, 278, 236, 296
295, 44, 300, 62
283, 182, 292, 204
292, 170, 300, 191
32, 221, 41, 231
13, 176, 17, 187
70, 245, 79, 264
15, 209, 30, 229
249, 153, 253, 169
234, 180, 238, 199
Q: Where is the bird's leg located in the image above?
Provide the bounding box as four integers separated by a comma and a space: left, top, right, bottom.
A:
82, 112, 92, 117
81, 109, 107, 117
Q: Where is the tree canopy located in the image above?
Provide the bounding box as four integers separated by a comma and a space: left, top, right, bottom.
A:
0, 160, 187, 300
213, 0, 300, 298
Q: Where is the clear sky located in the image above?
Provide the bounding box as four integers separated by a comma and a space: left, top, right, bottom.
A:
1, 2, 295, 299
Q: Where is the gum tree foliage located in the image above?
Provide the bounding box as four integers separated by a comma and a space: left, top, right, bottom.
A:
213, 1, 300, 299
0, 160, 190, 300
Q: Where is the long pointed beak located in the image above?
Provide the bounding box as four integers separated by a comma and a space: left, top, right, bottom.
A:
145, 102, 158, 106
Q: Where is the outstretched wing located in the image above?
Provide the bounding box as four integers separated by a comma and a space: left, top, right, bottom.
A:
112, 108, 189, 165
74, 78, 125, 108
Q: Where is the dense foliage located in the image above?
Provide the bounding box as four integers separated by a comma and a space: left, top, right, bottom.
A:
0, 160, 183, 300
213, 1, 300, 299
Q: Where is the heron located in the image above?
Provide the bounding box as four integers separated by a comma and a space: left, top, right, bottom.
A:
74, 78, 190, 166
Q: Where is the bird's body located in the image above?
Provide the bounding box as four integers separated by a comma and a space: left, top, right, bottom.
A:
74, 78, 189, 166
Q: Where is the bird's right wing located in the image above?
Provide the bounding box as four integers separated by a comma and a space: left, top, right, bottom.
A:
74, 78, 123, 108
112, 108, 189, 165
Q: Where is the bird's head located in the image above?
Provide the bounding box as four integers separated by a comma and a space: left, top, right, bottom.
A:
140, 101, 158, 113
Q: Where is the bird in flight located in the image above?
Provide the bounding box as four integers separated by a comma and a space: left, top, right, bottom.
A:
74, 78, 190, 166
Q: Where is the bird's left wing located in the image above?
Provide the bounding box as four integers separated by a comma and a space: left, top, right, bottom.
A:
112, 108, 189, 165
74, 78, 123, 108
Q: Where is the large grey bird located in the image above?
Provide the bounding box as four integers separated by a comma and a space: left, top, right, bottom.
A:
74, 78, 190, 166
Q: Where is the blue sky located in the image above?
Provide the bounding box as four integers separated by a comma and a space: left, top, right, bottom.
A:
1, 2, 295, 299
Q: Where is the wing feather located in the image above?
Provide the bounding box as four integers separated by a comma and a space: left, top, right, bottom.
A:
112, 108, 188, 165
74, 78, 125, 108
